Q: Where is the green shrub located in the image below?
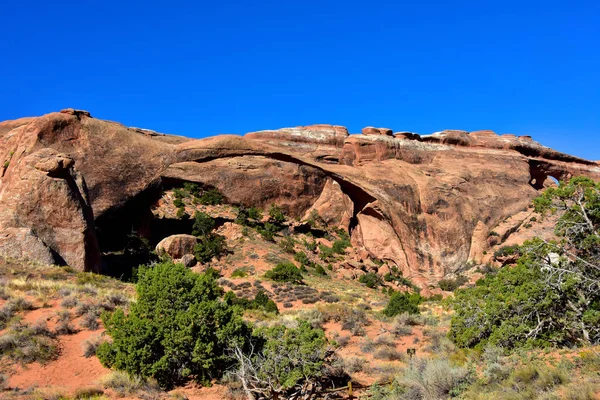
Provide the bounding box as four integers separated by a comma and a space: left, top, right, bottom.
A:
450, 241, 600, 349
294, 251, 309, 266
257, 222, 279, 242
264, 262, 303, 284
253, 290, 279, 314
359, 272, 383, 289
173, 198, 184, 208
438, 275, 469, 291
383, 292, 422, 317
194, 234, 227, 263
231, 268, 248, 278
279, 236, 296, 254
97, 262, 252, 389
314, 264, 327, 276
173, 188, 186, 199
332, 239, 350, 255
224, 290, 279, 314
183, 182, 201, 197
332, 230, 351, 254
235, 207, 251, 227
306, 210, 325, 228
268, 204, 286, 225
176, 207, 188, 219
198, 188, 223, 205
493, 245, 520, 259
192, 211, 216, 237
236, 206, 263, 227
318, 244, 335, 261
247, 207, 262, 222
303, 239, 317, 252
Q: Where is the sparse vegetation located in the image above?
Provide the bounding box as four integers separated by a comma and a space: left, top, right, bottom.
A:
100, 371, 160, 396
264, 262, 303, 284
229, 320, 331, 399
194, 233, 227, 263
231, 267, 249, 278
279, 235, 296, 254
198, 187, 224, 205
82, 335, 105, 358
318, 243, 335, 261
97, 262, 252, 388
493, 244, 520, 259
359, 272, 383, 289
382, 291, 422, 317
0, 323, 58, 364
438, 274, 469, 291
293, 251, 309, 266
451, 177, 600, 349
268, 203, 286, 225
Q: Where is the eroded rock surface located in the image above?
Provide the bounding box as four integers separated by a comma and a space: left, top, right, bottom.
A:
1, 111, 599, 285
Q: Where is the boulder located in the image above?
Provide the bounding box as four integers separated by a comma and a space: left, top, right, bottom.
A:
177, 254, 197, 268
156, 234, 198, 259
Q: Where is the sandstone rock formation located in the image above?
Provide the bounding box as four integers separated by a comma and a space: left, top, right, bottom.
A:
155, 234, 198, 259
1, 110, 599, 288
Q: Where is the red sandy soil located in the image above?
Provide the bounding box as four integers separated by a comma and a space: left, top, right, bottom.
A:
4, 300, 232, 399
8, 329, 109, 391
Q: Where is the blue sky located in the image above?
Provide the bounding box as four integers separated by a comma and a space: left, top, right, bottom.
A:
1, 1, 598, 160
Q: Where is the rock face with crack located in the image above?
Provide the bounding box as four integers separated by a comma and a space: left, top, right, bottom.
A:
1, 110, 599, 288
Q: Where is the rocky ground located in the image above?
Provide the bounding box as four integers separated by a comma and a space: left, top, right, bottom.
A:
1, 191, 599, 399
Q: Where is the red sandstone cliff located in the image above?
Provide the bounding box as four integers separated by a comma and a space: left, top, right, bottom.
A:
1, 110, 598, 287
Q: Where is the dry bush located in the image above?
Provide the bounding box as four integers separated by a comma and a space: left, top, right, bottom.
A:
374, 335, 396, 348
392, 324, 413, 337
100, 371, 159, 396
424, 328, 455, 354
57, 287, 72, 297
72, 386, 105, 399
0, 286, 10, 300
374, 347, 404, 361
61, 296, 79, 308
322, 304, 370, 336
360, 338, 376, 353
562, 382, 598, 400
55, 310, 77, 335
319, 292, 340, 303
0, 323, 58, 363
30, 319, 54, 337
31, 388, 69, 400
82, 335, 105, 358
100, 292, 129, 311
343, 356, 367, 374
401, 358, 470, 399
75, 301, 101, 317
395, 312, 424, 326
301, 296, 319, 304
296, 309, 325, 329
337, 334, 351, 347
80, 311, 100, 331
0, 297, 34, 329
